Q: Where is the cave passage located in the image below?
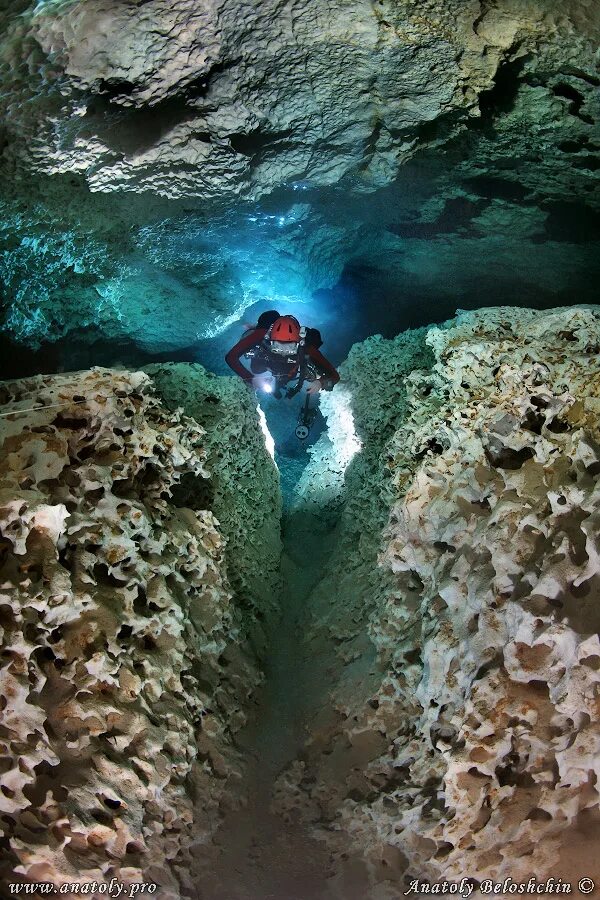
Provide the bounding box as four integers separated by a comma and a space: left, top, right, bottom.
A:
1, 0, 600, 896
203, 508, 345, 900
201, 370, 375, 899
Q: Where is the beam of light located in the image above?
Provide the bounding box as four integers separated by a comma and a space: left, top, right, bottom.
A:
257, 405, 275, 459
253, 374, 275, 393
323, 386, 362, 469
292, 385, 362, 511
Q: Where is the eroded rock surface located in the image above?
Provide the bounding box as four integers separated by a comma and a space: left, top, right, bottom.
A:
0, 368, 277, 898
0, 1, 598, 357
278, 306, 600, 896
1, 0, 598, 204
144, 362, 282, 650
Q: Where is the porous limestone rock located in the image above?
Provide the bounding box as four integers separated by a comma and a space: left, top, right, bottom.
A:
0, 184, 249, 353
0, 368, 268, 898
1, 0, 599, 356
143, 362, 282, 650
292, 384, 363, 523
289, 327, 434, 646
276, 306, 600, 897
0, 177, 361, 353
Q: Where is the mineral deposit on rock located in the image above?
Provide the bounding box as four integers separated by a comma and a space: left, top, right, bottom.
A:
1, 0, 598, 204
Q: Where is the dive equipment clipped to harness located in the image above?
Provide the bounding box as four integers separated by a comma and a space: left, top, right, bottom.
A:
235, 312, 330, 440
244, 317, 320, 400
295, 393, 318, 441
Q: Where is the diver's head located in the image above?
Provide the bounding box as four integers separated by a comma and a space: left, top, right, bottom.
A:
270, 315, 301, 355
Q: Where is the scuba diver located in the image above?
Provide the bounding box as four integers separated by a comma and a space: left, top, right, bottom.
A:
225, 310, 340, 440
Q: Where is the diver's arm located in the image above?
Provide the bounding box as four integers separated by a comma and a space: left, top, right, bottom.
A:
225, 328, 267, 382
306, 346, 340, 389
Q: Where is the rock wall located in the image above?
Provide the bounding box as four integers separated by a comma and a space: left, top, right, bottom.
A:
288, 328, 434, 663
0, 181, 248, 354
143, 362, 282, 654
0, 0, 598, 358
277, 306, 600, 896
0, 367, 278, 898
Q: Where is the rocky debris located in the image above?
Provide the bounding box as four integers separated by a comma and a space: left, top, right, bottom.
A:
276, 306, 600, 895
0, 368, 268, 898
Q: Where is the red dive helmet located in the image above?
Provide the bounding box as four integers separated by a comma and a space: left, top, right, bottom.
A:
270, 315, 301, 342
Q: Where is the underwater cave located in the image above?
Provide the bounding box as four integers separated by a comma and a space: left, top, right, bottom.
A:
0, 1, 600, 898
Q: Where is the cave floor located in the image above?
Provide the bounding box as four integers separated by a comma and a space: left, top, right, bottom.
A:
200, 512, 366, 900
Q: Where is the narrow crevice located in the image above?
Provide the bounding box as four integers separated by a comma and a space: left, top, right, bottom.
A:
203, 493, 346, 900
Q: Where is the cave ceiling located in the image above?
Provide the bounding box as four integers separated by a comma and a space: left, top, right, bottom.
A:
0, 0, 598, 365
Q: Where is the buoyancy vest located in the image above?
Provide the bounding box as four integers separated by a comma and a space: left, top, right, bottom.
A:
243, 321, 324, 390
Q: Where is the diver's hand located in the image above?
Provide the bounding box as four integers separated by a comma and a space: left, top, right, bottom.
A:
252, 375, 266, 390
306, 379, 322, 395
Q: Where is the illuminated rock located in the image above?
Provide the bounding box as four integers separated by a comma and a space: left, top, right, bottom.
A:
0, 1, 597, 204
144, 361, 282, 648
0, 1, 598, 354
276, 306, 600, 894
0, 367, 278, 896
